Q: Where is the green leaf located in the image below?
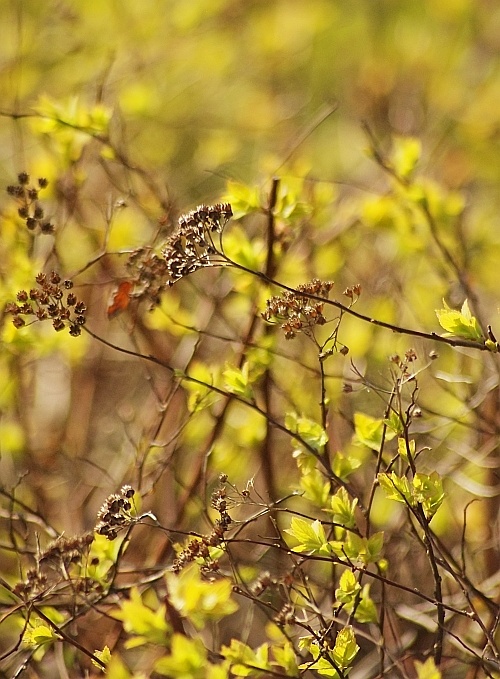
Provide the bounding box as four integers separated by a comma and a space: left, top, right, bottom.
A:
379, 471, 444, 519
222, 639, 271, 677
300, 628, 359, 677
93, 646, 112, 669
413, 472, 445, 519
223, 225, 265, 272
335, 569, 361, 605
326, 487, 358, 528
113, 587, 170, 647
155, 634, 208, 678
340, 532, 384, 565
271, 642, 299, 677
300, 468, 330, 507
354, 585, 378, 624
384, 410, 404, 436
223, 181, 261, 219
223, 362, 254, 400
182, 362, 219, 413
414, 657, 442, 679
354, 412, 395, 451
285, 412, 328, 453
332, 626, 359, 669
23, 622, 61, 647
332, 451, 362, 481
397, 437, 415, 460
285, 517, 329, 554
165, 564, 238, 630
378, 472, 414, 506
435, 299, 483, 341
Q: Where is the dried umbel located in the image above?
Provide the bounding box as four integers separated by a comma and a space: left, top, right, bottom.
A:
12, 532, 95, 600
262, 279, 335, 339
125, 247, 171, 310
161, 203, 233, 285
5, 271, 87, 336
171, 483, 232, 574
94, 485, 136, 541
7, 172, 54, 234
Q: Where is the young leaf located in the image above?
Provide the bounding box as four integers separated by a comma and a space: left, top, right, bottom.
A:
335, 569, 361, 605
222, 639, 271, 677
378, 472, 413, 506
271, 641, 300, 677
285, 517, 329, 554
397, 437, 415, 460
93, 646, 112, 669
223, 180, 260, 219
326, 487, 358, 528
165, 563, 238, 630
354, 584, 378, 624
354, 412, 395, 451
223, 362, 254, 401
392, 137, 422, 180
285, 412, 328, 453
155, 634, 208, 678
300, 468, 330, 507
113, 587, 170, 647
414, 657, 442, 679
23, 622, 61, 647
332, 626, 359, 669
435, 299, 483, 341
332, 450, 362, 481
413, 472, 444, 519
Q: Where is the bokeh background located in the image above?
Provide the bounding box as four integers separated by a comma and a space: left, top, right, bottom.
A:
1, 1, 500, 672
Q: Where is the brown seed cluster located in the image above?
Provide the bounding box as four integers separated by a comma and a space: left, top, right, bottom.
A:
95, 485, 136, 541
262, 279, 334, 339
5, 271, 87, 336
161, 203, 233, 285
126, 247, 171, 310
13, 533, 95, 600
7, 172, 54, 234
172, 484, 232, 574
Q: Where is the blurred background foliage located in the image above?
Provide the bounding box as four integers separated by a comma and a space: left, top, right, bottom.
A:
1, 0, 500, 670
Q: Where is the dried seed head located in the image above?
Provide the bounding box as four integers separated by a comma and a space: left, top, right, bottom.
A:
262, 279, 334, 340
6, 272, 87, 336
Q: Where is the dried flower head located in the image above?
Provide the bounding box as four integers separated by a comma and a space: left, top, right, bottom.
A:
262, 279, 334, 339
94, 485, 137, 540
161, 203, 233, 285
125, 247, 171, 310
6, 173, 54, 234
171, 480, 232, 574
5, 272, 86, 336
13, 532, 95, 600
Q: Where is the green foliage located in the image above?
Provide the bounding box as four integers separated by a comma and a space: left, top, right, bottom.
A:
299, 627, 359, 678
165, 564, 238, 630
22, 621, 61, 648
335, 570, 378, 624
223, 362, 254, 401
415, 657, 442, 679
32, 95, 112, 163
155, 634, 226, 679
326, 487, 358, 529
112, 588, 170, 647
378, 471, 444, 519
285, 517, 330, 556
2, 3, 500, 677
286, 412, 329, 453
435, 299, 483, 341
353, 412, 396, 451
222, 639, 300, 678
